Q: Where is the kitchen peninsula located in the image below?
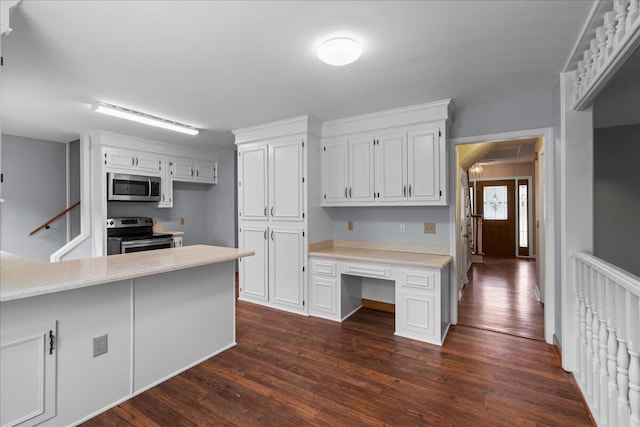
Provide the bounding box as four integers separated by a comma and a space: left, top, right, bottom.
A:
0, 245, 253, 427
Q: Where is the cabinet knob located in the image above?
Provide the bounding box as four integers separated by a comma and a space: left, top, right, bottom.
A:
270, 230, 274, 241
403, 185, 407, 197
264, 206, 268, 217
264, 230, 268, 240
409, 185, 412, 197
345, 187, 348, 199
349, 187, 352, 198
270, 206, 274, 217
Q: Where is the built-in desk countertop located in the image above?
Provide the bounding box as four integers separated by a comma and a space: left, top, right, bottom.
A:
308, 240, 452, 269
1, 245, 253, 302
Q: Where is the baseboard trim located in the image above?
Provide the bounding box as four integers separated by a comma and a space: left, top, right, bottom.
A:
362, 299, 395, 313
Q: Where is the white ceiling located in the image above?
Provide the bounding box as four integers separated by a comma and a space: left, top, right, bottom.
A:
2, 1, 594, 149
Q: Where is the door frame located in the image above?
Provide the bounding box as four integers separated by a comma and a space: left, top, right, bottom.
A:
450, 127, 555, 345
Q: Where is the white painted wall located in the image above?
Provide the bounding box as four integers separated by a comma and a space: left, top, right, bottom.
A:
0, 134, 67, 261
593, 124, 640, 277
558, 72, 593, 371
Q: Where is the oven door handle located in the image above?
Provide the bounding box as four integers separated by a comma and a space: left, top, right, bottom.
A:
120, 238, 174, 249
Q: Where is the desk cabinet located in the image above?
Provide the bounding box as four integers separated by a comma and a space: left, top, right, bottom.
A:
309, 256, 450, 345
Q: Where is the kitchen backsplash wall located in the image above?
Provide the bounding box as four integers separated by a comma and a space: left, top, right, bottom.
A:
328, 206, 451, 248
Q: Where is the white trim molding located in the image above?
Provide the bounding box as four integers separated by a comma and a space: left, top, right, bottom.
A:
564, 0, 640, 110
0, 0, 22, 36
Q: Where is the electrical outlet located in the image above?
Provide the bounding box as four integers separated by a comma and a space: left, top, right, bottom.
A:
180, 217, 185, 225
153, 218, 159, 225
93, 334, 108, 357
399, 223, 406, 233
347, 221, 354, 231
424, 223, 436, 234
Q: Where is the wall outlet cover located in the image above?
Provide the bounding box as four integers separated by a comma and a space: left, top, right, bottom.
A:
347, 221, 354, 231
424, 223, 436, 234
93, 334, 108, 358
399, 223, 406, 233
180, 218, 185, 225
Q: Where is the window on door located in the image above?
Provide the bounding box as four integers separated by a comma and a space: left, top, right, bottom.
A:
483, 186, 508, 220
519, 184, 528, 248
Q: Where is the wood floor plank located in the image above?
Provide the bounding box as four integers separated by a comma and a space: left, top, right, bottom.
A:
84, 256, 591, 426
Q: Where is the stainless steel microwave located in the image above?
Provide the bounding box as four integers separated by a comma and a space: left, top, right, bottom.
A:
107, 172, 161, 202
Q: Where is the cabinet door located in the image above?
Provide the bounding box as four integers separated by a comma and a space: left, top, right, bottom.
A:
407, 128, 440, 202
134, 152, 162, 173
1, 321, 57, 427
396, 291, 436, 339
239, 225, 269, 301
310, 276, 338, 318
238, 145, 268, 220
348, 136, 375, 202
322, 139, 349, 204
104, 147, 136, 170
269, 227, 304, 310
375, 132, 407, 202
269, 138, 303, 221
173, 158, 195, 180
196, 161, 216, 183
157, 159, 173, 208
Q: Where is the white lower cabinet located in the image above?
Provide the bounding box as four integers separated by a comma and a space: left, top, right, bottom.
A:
239, 225, 269, 302
308, 257, 449, 345
1, 321, 57, 427
309, 259, 338, 319
239, 225, 305, 312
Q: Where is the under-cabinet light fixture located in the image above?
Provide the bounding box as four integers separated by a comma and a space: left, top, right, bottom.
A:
317, 37, 362, 66
92, 102, 199, 136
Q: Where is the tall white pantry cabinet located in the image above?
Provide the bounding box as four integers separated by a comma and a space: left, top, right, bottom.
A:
234, 116, 332, 315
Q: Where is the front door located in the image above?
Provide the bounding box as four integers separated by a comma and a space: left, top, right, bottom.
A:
477, 180, 516, 256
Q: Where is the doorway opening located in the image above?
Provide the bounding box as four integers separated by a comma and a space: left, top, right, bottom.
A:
452, 129, 554, 343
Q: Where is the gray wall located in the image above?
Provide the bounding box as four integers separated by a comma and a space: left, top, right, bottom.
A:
451, 94, 554, 139
69, 140, 81, 240
207, 148, 237, 248
0, 134, 68, 262
593, 124, 640, 277
329, 206, 450, 247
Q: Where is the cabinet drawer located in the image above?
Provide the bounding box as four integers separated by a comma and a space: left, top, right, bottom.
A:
343, 263, 391, 279
400, 270, 436, 292
311, 259, 337, 277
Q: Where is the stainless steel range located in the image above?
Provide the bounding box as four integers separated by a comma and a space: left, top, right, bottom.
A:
106, 217, 175, 255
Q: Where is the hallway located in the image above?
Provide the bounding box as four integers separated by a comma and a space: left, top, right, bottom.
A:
457, 256, 545, 341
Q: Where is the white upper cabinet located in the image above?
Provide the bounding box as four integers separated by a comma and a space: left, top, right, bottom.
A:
407, 128, 440, 202
269, 138, 304, 222
238, 145, 269, 221
348, 136, 375, 202
320, 99, 451, 206
375, 131, 407, 202
171, 158, 217, 184
322, 139, 349, 204
104, 147, 161, 174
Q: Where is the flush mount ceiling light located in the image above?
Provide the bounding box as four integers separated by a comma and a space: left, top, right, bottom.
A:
317, 37, 362, 66
92, 102, 199, 135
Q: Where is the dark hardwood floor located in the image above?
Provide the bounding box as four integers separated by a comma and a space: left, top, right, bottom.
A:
458, 256, 545, 341
84, 266, 592, 426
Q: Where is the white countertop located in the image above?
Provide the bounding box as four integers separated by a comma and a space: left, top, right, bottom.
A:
1, 245, 253, 302
309, 246, 452, 269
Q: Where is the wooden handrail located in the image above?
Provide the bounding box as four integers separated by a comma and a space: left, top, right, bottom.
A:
29, 201, 81, 236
